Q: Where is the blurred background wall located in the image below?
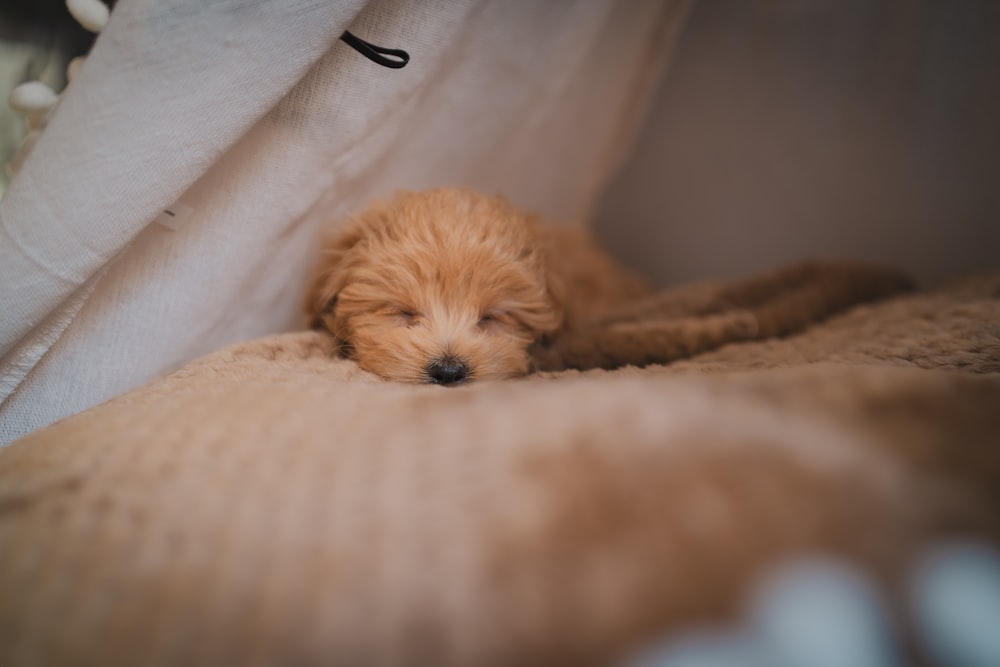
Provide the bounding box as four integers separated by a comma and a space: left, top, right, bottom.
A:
594, 0, 1000, 287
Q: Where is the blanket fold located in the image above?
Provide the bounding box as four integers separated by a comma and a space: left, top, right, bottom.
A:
535, 259, 914, 370
0, 267, 998, 666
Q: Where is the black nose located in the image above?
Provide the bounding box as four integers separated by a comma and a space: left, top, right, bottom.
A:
426, 357, 470, 385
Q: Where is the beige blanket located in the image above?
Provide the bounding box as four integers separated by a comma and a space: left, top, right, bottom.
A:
1, 270, 999, 666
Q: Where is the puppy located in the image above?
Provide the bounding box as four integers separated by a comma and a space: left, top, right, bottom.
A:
305, 188, 649, 384
306, 188, 913, 384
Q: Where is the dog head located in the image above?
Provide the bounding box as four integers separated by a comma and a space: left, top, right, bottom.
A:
306, 188, 564, 384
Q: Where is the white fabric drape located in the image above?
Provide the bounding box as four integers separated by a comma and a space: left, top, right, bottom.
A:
0, 0, 690, 443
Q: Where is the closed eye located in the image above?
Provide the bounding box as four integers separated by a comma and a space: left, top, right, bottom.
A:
478, 310, 511, 330
380, 305, 423, 327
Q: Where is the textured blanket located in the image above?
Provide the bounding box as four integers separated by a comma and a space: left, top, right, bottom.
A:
1, 269, 998, 666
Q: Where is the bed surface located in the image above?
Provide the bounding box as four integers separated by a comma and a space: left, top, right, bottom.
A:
1, 270, 998, 666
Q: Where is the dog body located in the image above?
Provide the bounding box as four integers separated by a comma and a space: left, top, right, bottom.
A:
307, 188, 912, 384
306, 188, 648, 384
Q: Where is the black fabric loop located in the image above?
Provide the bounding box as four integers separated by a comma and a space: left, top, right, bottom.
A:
340, 31, 410, 69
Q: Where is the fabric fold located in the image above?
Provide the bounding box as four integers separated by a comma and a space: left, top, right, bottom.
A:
0, 0, 367, 356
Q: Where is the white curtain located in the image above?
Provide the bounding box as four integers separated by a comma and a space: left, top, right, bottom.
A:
0, 0, 690, 443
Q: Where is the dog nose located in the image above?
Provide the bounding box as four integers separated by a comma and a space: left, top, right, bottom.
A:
426, 357, 470, 385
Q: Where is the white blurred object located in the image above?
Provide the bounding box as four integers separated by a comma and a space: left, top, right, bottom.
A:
749, 560, 902, 667
912, 544, 1000, 667
628, 630, 768, 667
66, 0, 110, 33
8, 81, 58, 114
627, 544, 1000, 667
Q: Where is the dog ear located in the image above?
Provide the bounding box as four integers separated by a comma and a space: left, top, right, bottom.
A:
538, 259, 567, 342
502, 217, 568, 343
503, 247, 567, 344
304, 222, 367, 330
536, 223, 569, 337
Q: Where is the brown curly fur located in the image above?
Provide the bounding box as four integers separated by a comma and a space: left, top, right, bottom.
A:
307, 188, 914, 382
305, 188, 648, 383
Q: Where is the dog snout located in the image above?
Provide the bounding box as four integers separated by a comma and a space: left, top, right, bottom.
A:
426, 357, 470, 386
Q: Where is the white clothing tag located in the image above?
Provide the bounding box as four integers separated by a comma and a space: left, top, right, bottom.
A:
155, 201, 194, 230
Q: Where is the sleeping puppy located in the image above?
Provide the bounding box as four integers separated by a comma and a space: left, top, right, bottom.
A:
305, 187, 649, 384
306, 187, 913, 384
